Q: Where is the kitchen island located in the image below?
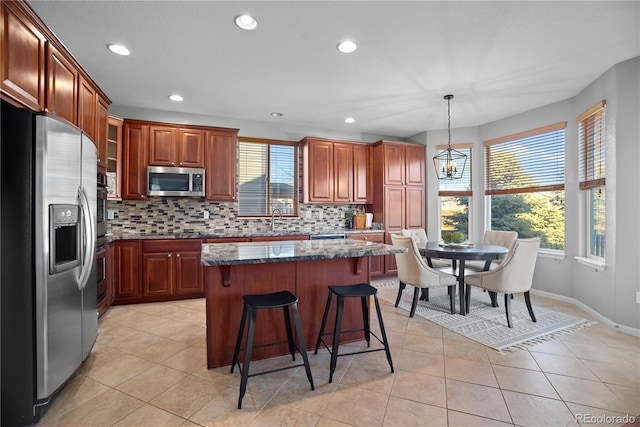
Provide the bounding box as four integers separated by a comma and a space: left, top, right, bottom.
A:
201, 239, 405, 368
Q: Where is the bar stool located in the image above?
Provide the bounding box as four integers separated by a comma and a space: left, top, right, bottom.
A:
314, 283, 394, 383
231, 290, 314, 409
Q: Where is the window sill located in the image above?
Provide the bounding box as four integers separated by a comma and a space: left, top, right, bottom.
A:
574, 256, 607, 271
537, 249, 565, 260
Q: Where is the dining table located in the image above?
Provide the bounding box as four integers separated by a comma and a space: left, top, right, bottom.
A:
416, 241, 508, 315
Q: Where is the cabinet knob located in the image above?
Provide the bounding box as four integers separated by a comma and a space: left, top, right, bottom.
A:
171, 162, 175, 166
176, 253, 181, 257
168, 254, 171, 258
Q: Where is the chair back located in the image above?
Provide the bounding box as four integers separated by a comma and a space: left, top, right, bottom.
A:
390, 234, 434, 287
401, 228, 428, 244
482, 230, 518, 264
491, 237, 540, 293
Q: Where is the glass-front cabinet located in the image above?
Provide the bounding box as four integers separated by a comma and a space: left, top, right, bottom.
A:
107, 116, 123, 199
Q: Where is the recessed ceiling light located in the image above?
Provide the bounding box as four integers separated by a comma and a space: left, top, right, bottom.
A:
270, 112, 283, 117
337, 40, 357, 54
345, 117, 356, 124
107, 44, 130, 56
168, 94, 184, 102
235, 14, 258, 30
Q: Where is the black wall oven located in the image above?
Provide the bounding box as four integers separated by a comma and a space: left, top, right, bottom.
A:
97, 173, 107, 238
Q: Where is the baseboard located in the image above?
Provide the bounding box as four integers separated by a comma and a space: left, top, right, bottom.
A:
530, 289, 640, 337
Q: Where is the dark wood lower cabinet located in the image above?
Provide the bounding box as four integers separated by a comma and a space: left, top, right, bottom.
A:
346, 232, 384, 277
113, 240, 142, 302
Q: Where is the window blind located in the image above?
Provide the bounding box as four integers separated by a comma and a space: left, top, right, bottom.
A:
577, 101, 606, 190
484, 122, 566, 195
437, 143, 472, 196
238, 139, 297, 216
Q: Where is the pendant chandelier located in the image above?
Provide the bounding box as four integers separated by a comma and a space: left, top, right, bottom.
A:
433, 94, 467, 180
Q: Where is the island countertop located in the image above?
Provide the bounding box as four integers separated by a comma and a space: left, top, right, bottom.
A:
201, 238, 405, 266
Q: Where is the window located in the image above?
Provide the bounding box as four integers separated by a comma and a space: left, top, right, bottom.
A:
577, 101, 606, 258
484, 123, 566, 250
438, 144, 472, 239
237, 138, 297, 216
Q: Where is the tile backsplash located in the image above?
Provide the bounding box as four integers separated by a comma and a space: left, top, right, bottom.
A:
107, 199, 368, 236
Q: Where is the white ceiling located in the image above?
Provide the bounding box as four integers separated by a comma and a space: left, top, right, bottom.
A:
28, 1, 639, 138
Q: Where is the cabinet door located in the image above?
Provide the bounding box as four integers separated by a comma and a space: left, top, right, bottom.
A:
177, 129, 205, 167
175, 251, 204, 295
107, 243, 115, 305
405, 144, 425, 186
1, 2, 46, 110
205, 130, 237, 201
352, 144, 371, 203
78, 77, 96, 142
148, 125, 176, 166
384, 186, 405, 230
143, 253, 174, 296
122, 122, 148, 200
46, 43, 77, 125
114, 240, 141, 301
96, 95, 109, 170
405, 187, 425, 229
107, 116, 123, 199
333, 142, 353, 203
306, 140, 333, 203
383, 144, 405, 185
384, 232, 400, 275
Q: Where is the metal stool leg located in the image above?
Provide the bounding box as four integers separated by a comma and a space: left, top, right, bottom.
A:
231, 303, 248, 374
374, 294, 394, 373
291, 302, 315, 390
283, 306, 296, 360
329, 295, 344, 383
360, 295, 370, 347
238, 307, 256, 409
315, 290, 333, 354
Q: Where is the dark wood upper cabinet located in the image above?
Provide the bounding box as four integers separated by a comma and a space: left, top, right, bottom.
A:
1, 1, 46, 110
383, 143, 405, 186
204, 128, 238, 201
405, 144, 425, 186
78, 76, 96, 141
46, 43, 77, 125
121, 122, 148, 200
96, 95, 109, 170
148, 125, 176, 166
302, 137, 370, 204
177, 128, 205, 168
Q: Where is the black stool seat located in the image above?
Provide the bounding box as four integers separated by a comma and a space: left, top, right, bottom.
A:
315, 283, 394, 383
243, 290, 298, 308
232, 290, 314, 409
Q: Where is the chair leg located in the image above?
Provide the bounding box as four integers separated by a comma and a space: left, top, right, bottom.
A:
374, 294, 394, 373
465, 284, 471, 314
524, 291, 537, 322
410, 286, 420, 318
489, 291, 498, 307
504, 293, 513, 328
315, 291, 333, 354
394, 281, 406, 307
231, 304, 248, 374
282, 306, 296, 360
329, 295, 344, 383
448, 285, 455, 314
291, 302, 315, 390
238, 308, 256, 409
420, 288, 429, 301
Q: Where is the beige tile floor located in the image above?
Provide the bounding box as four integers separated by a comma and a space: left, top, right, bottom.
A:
38, 283, 640, 427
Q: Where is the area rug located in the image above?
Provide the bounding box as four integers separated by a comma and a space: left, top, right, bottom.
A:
374, 279, 596, 351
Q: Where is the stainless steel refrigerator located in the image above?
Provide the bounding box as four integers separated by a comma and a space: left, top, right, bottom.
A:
1, 102, 98, 425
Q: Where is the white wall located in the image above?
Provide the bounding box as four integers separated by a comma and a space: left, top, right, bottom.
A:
424, 57, 640, 330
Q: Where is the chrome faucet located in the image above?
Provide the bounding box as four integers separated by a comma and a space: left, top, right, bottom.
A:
271, 208, 282, 232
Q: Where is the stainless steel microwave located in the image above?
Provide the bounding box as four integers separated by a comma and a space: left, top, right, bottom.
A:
147, 166, 205, 197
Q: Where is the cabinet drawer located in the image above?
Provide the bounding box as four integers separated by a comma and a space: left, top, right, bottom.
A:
142, 239, 202, 253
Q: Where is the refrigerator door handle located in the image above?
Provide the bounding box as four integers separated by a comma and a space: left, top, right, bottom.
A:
77, 186, 96, 290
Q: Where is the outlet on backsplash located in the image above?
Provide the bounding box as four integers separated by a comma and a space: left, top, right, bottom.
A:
203, 210, 210, 219
107, 209, 116, 220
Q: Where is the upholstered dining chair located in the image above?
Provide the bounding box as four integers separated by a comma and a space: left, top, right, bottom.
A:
400, 228, 450, 269
464, 238, 541, 328
466, 230, 518, 272
390, 234, 458, 317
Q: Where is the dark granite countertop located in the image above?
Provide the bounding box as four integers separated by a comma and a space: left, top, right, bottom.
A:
106, 228, 384, 242
200, 238, 405, 266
